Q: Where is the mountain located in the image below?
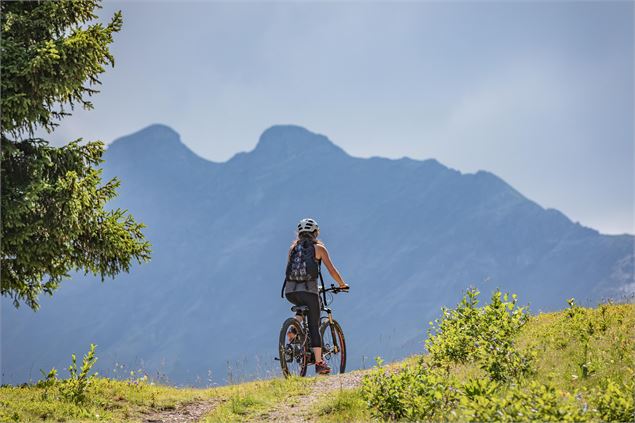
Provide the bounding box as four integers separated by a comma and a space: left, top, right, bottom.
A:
2, 124, 633, 386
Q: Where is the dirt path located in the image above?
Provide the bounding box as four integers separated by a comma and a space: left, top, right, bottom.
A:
142, 398, 224, 423
140, 367, 378, 422
254, 368, 372, 422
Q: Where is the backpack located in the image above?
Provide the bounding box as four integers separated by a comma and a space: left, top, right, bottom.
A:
285, 238, 319, 282
281, 238, 320, 297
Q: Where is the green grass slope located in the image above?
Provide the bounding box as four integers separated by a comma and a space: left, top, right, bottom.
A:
1, 292, 632, 422
315, 293, 634, 422
0, 368, 313, 422
0, 375, 214, 422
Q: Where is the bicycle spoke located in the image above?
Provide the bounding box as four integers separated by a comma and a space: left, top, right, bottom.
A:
320, 320, 346, 375
279, 318, 308, 377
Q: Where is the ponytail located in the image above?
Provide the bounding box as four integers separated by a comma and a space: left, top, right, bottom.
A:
288, 230, 322, 257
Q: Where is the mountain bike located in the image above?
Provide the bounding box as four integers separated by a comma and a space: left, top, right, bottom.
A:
277, 277, 348, 377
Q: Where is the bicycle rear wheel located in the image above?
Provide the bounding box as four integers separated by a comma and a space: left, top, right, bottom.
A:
319, 319, 346, 374
279, 318, 308, 377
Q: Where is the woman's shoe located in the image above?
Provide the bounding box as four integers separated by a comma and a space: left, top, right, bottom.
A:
315, 361, 331, 375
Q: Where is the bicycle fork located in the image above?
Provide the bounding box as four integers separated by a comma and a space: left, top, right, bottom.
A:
326, 309, 340, 353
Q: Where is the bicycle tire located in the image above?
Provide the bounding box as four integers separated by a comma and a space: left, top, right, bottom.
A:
319, 319, 346, 374
279, 318, 308, 378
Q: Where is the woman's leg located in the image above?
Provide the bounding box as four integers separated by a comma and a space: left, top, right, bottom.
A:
296, 293, 323, 362
286, 291, 326, 367
284, 292, 303, 342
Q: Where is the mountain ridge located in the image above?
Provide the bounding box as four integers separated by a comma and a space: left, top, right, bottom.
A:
106, 123, 617, 239
2, 123, 632, 386
107, 124, 587, 235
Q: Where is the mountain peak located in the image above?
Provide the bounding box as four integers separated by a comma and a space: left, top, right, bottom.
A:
137, 123, 181, 140
252, 125, 346, 158
110, 124, 181, 147
106, 124, 198, 161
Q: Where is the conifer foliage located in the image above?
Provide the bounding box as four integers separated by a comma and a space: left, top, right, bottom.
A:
1, 0, 151, 310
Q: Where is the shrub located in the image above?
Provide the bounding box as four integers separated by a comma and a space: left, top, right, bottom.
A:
457, 380, 588, 422
38, 344, 99, 404
591, 379, 634, 422
361, 357, 460, 421
358, 293, 634, 422
425, 287, 482, 365
60, 343, 98, 403
361, 362, 591, 422
425, 288, 533, 382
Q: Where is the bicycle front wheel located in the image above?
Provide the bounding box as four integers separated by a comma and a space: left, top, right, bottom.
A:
279, 318, 308, 378
319, 319, 346, 374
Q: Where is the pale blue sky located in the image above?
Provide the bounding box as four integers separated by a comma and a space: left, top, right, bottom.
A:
41, 0, 633, 234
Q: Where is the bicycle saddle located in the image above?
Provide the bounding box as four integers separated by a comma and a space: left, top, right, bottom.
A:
291, 305, 309, 314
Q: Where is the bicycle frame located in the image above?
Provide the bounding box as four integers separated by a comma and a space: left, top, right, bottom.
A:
318, 269, 341, 354
278, 268, 346, 376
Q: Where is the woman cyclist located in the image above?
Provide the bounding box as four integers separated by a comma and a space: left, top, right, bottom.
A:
283, 218, 349, 375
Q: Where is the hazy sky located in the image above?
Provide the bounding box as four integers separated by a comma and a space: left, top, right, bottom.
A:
40, 0, 633, 235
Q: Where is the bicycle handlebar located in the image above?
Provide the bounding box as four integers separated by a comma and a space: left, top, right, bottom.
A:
320, 283, 349, 294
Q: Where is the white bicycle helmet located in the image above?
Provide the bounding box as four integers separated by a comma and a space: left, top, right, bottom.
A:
297, 218, 319, 234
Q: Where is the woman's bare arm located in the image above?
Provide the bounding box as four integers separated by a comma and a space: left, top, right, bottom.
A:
316, 244, 348, 289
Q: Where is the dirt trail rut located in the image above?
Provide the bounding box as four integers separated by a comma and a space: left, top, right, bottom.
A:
142, 398, 223, 423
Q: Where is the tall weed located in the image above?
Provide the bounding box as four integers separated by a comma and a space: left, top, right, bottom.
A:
38, 344, 99, 404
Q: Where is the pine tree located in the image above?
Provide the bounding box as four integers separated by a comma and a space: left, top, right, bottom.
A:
1, 0, 151, 310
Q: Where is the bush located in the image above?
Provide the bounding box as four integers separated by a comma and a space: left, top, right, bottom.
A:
456, 380, 589, 422
591, 379, 634, 422
426, 287, 483, 364
38, 344, 99, 404
359, 291, 634, 422
426, 288, 533, 382
361, 360, 592, 422
361, 357, 461, 421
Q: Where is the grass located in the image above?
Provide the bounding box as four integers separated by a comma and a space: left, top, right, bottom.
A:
202, 376, 314, 422
0, 374, 314, 422
314, 301, 635, 422
429, 302, 635, 391
314, 389, 370, 422
0, 377, 217, 422
2, 301, 631, 422
516, 302, 634, 391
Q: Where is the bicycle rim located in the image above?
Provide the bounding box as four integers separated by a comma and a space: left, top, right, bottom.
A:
279, 318, 308, 377
320, 319, 346, 374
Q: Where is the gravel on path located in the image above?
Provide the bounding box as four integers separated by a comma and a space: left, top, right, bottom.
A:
142, 398, 224, 423
254, 368, 371, 422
